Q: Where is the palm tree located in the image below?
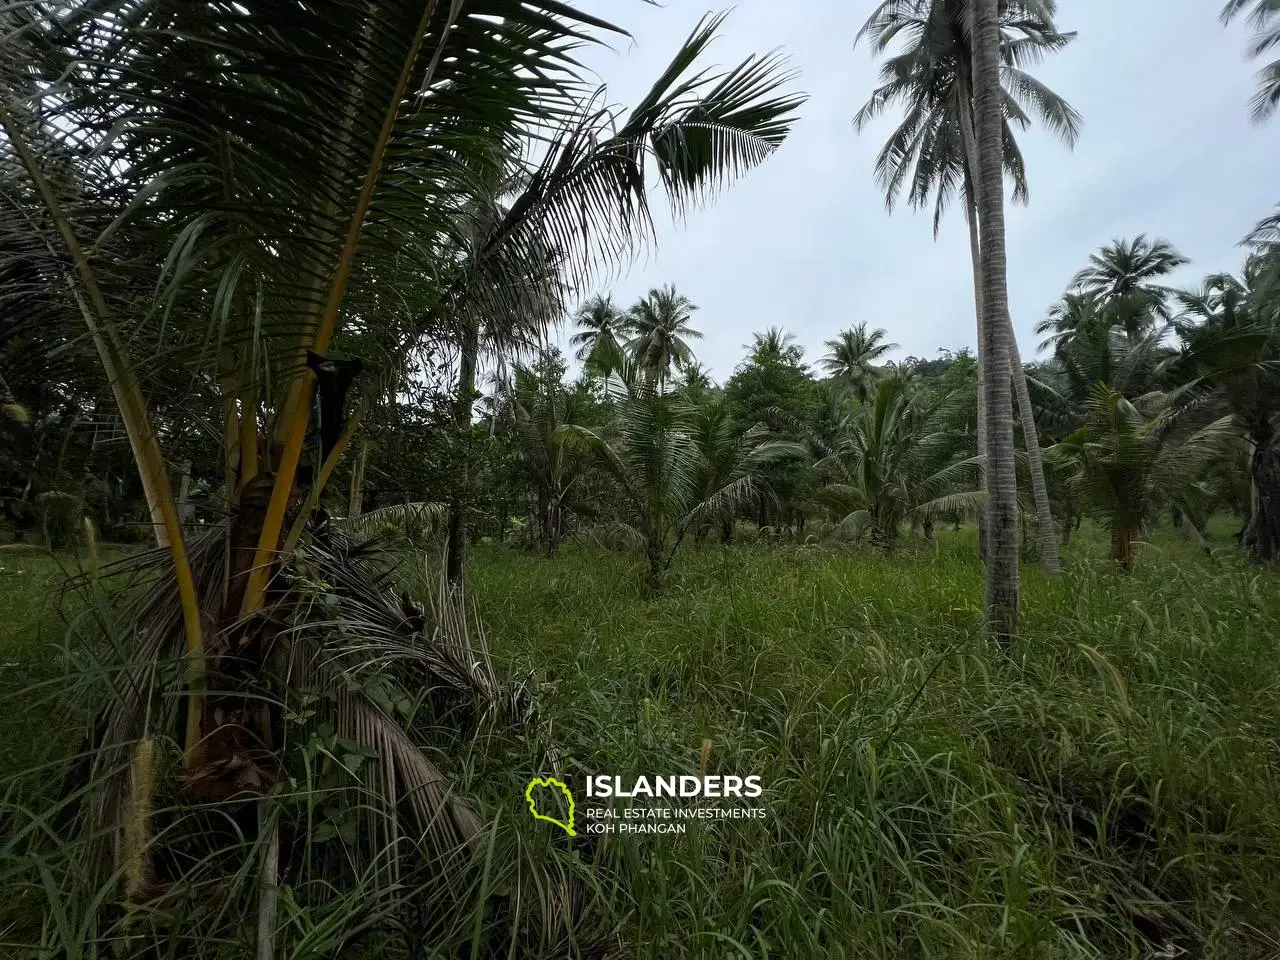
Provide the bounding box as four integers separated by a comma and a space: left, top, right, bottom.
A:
1170, 261, 1280, 561
854, 0, 1079, 577
1221, 0, 1280, 120
1068, 236, 1188, 339
0, 2, 803, 945
972, 0, 1020, 634
751, 326, 802, 363
437, 15, 804, 583
1048, 387, 1235, 568
561, 383, 802, 584
507, 362, 595, 556
813, 376, 983, 546
675, 360, 714, 396
570, 294, 631, 376
628, 284, 703, 388
1035, 292, 1105, 358
820, 323, 899, 403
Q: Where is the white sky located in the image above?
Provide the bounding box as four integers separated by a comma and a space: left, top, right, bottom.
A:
550, 0, 1280, 379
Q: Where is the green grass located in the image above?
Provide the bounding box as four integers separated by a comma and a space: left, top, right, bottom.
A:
445, 525, 1280, 958
3, 525, 1280, 957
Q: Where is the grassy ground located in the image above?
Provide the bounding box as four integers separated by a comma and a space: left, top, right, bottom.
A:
3, 524, 1280, 957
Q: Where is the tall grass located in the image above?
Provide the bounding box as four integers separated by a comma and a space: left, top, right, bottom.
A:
440, 527, 1280, 958
3, 526, 1279, 957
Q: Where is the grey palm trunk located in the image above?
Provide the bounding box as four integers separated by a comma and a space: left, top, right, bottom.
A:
972, 0, 1020, 636
958, 60, 1061, 576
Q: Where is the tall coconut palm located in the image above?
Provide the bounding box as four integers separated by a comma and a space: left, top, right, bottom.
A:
752, 326, 803, 363
570, 294, 631, 375
1221, 0, 1280, 121
628, 284, 703, 388
1068, 235, 1188, 339
820, 322, 899, 403
854, 0, 1079, 576
972, 0, 1020, 634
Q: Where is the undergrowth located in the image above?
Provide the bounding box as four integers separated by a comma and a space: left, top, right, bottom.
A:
2, 525, 1278, 958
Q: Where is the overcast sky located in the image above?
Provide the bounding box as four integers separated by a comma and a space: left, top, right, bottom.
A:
551, 0, 1280, 380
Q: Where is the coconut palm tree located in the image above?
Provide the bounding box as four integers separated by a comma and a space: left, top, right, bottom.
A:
971, 0, 1020, 633
570, 294, 631, 376
0, 2, 803, 946
627, 284, 703, 388
561, 381, 802, 584
1221, 0, 1280, 121
506, 361, 595, 556
813, 375, 983, 546
1068, 236, 1188, 339
820, 322, 899, 403
1036, 291, 1105, 358
1048, 386, 1235, 568
675, 360, 714, 397
1169, 261, 1280, 561
751, 326, 803, 363
854, 0, 1079, 577
436, 14, 804, 584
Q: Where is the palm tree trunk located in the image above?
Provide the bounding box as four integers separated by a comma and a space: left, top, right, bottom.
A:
962, 180, 989, 560
347, 440, 368, 520
1008, 333, 1061, 572
446, 320, 478, 584
958, 96, 1058, 574
1110, 524, 1134, 570
972, 0, 1020, 637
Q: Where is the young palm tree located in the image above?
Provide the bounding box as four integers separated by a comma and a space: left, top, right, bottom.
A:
0, 1, 803, 943
820, 322, 899, 404
1068, 236, 1188, 339
1048, 387, 1235, 568
506, 362, 595, 556
675, 360, 715, 396
627, 285, 703, 388
813, 376, 983, 546
570, 294, 631, 376
972, 0, 1020, 634
1170, 262, 1280, 561
561, 382, 801, 584
1221, 0, 1280, 120
1036, 292, 1105, 358
854, 0, 1079, 576
435, 14, 804, 584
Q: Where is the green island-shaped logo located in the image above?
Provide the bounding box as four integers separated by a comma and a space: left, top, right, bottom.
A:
525, 776, 576, 836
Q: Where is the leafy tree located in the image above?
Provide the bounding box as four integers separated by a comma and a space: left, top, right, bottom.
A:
724, 334, 821, 530
820, 323, 899, 403
506, 352, 597, 555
